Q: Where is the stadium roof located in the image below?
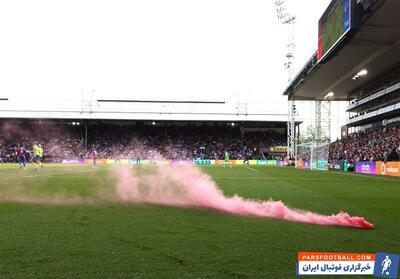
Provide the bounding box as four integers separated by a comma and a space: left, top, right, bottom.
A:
283, 0, 400, 101
0, 98, 290, 123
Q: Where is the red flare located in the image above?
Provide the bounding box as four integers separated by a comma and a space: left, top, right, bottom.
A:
115, 165, 374, 229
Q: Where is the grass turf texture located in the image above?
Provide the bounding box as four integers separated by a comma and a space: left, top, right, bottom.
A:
0, 164, 399, 279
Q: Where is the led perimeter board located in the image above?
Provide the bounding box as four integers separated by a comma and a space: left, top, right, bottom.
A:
317, 0, 351, 62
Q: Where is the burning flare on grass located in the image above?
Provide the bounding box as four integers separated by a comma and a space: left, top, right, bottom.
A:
114, 165, 374, 229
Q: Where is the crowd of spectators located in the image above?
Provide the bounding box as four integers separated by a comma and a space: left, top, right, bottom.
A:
0, 122, 286, 163
329, 122, 400, 162
3, 120, 398, 164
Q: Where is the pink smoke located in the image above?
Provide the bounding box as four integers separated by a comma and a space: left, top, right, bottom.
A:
114, 165, 374, 229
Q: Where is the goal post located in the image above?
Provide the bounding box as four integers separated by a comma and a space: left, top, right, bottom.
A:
295, 142, 329, 170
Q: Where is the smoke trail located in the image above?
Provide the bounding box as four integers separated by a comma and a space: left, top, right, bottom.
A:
0, 159, 373, 229
114, 165, 374, 229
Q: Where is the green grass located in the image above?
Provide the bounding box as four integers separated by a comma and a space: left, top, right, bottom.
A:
0, 164, 399, 279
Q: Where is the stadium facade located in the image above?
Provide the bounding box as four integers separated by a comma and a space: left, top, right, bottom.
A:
283, 0, 400, 176
0, 92, 297, 163
0, 82, 298, 163
284, 0, 399, 130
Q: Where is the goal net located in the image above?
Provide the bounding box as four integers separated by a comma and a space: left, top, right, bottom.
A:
295, 142, 330, 170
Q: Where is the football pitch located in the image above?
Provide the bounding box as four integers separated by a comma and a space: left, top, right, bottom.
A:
0, 164, 399, 279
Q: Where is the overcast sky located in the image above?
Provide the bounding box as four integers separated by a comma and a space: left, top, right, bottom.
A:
0, 0, 330, 104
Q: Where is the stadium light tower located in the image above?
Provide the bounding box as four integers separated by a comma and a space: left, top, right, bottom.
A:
274, 0, 296, 160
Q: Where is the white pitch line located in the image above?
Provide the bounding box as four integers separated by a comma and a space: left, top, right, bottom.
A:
212, 177, 333, 180
24, 170, 95, 178
245, 166, 259, 172
329, 170, 400, 182
213, 176, 277, 180
0, 169, 100, 179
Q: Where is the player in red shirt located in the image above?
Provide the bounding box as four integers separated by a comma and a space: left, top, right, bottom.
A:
17, 145, 27, 169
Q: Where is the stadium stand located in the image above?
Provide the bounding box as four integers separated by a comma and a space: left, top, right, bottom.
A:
330, 65, 400, 163
1, 118, 398, 164
329, 122, 400, 162
283, 0, 400, 167
0, 120, 286, 163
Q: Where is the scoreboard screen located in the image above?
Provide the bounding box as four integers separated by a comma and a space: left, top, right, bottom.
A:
317, 0, 351, 62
